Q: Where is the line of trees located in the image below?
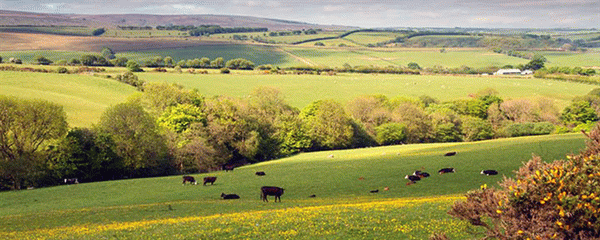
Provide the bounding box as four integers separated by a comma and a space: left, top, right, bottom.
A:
3, 83, 600, 190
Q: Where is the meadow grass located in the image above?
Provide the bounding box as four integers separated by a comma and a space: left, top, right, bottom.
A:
137, 71, 597, 110
541, 50, 600, 67
0, 71, 137, 127
0, 133, 586, 239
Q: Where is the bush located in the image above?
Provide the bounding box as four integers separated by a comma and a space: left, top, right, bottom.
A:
126, 60, 143, 72
461, 116, 493, 141
220, 68, 230, 74
503, 122, 555, 137
92, 28, 105, 36
450, 124, 600, 239
56, 67, 69, 74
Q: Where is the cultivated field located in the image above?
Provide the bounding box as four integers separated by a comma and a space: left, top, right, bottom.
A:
0, 133, 586, 239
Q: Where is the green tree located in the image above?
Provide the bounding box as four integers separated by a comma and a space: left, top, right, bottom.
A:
163, 56, 174, 67
157, 104, 206, 133
300, 100, 354, 150
0, 96, 68, 189
126, 60, 143, 72
561, 100, 599, 126
375, 123, 406, 145
462, 116, 494, 141
81, 54, 98, 66
49, 128, 123, 182
100, 47, 116, 60
523, 54, 546, 70
92, 28, 105, 36
211, 57, 225, 68
96, 102, 170, 177
407, 62, 421, 70
35, 56, 52, 65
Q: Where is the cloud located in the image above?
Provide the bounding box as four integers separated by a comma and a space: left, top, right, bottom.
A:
323, 5, 345, 12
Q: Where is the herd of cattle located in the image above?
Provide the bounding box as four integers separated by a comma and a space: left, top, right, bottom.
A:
173, 151, 501, 202
181, 169, 285, 202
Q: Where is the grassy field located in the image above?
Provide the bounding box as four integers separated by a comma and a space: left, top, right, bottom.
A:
0, 71, 137, 127
0, 133, 586, 239
138, 71, 597, 110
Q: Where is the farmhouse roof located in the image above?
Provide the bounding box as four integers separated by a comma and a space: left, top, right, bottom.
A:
494, 69, 523, 75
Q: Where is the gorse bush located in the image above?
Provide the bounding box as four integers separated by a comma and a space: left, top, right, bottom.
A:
450, 124, 600, 239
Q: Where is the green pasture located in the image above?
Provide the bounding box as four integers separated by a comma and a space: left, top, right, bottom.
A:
0, 71, 137, 127
0, 50, 95, 64
0, 133, 586, 239
541, 51, 600, 67
281, 47, 530, 68
138, 71, 597, 110
342, 31, 404, 46
214, 31, 341, 44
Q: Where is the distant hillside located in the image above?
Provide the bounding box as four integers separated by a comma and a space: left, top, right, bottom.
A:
0, 10, 353, 31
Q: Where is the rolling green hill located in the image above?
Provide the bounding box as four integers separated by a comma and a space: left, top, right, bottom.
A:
0, 71, 137, 127
0, 133, 586, 239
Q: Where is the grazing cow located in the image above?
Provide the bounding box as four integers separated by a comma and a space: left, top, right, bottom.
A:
384, 187, 390, 191
444, 152, 457, 156
203, 176, 217, 185
481, 170, 499, 176
261, 186, 285, 202
438, 168, 456, 174
222, 165, 235, 172
405, 175, 421, 182
64, 178, 79, 184
221, 193, 240, 199
255, 171, 266, 176
413, 171, 430, 178
370, 189, 379, 193
182, 176, 197, 185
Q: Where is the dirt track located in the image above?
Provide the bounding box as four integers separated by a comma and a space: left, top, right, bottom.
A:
0, 32, 228, 52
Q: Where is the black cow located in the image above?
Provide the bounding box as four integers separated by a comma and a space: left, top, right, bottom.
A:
413, 171, 430, 178
182, 176, 197, 185
405, 175, 421, 182
438, 168, 456, 174
221, 193, 240, 199
255, 171, 266, 176
261, 186, 284, 202
64, 178, 79, 184
222, 165, 235, 172
203, 176, 217, 185
481, 170, 499, 176
370, 189, 379, 193
444, 152, 457, 156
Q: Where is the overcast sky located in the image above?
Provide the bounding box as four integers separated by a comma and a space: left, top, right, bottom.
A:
1, 0, 598, 28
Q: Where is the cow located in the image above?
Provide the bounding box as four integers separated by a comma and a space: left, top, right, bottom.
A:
405, 175, 421, 182
413, 171, 430, 178
255, 171, 266, 176
261, 186, 284, 202
309, 194, 316, 198
64, 178, 79, 184
438, 168, 456, 174
222, 165, 235, 172
481, 170, 499, 176
221, 193, 240, 199
203, 176, 217, 185
444, 152, 457, 156
182, 176, 197, 185
370, 189, 379, 193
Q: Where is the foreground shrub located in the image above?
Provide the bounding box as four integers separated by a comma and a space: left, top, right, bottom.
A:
449, 125, 600, 239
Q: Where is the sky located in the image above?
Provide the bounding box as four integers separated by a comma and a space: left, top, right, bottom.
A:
1, 0, 599, 28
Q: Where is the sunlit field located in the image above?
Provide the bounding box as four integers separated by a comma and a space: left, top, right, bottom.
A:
0, 133, 586, 239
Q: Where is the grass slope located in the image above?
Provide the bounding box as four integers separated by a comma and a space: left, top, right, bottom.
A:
138, 71, 597, 110
0, 133, 586, 239
0, 71, 137, 127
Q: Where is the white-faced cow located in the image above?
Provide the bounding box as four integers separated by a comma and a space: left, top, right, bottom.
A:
413, 170, 430, 178
203, 176, 217, 185
182, 176, 197, 185
405, 175, 421, 183
64, 178, 79, 184
261, 186, 284, 202
438, 168, 456, 174
221, 193, 240, 199
481, 170, 499, 176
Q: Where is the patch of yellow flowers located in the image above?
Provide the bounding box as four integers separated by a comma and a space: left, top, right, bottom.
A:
2, 195, 468, 239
